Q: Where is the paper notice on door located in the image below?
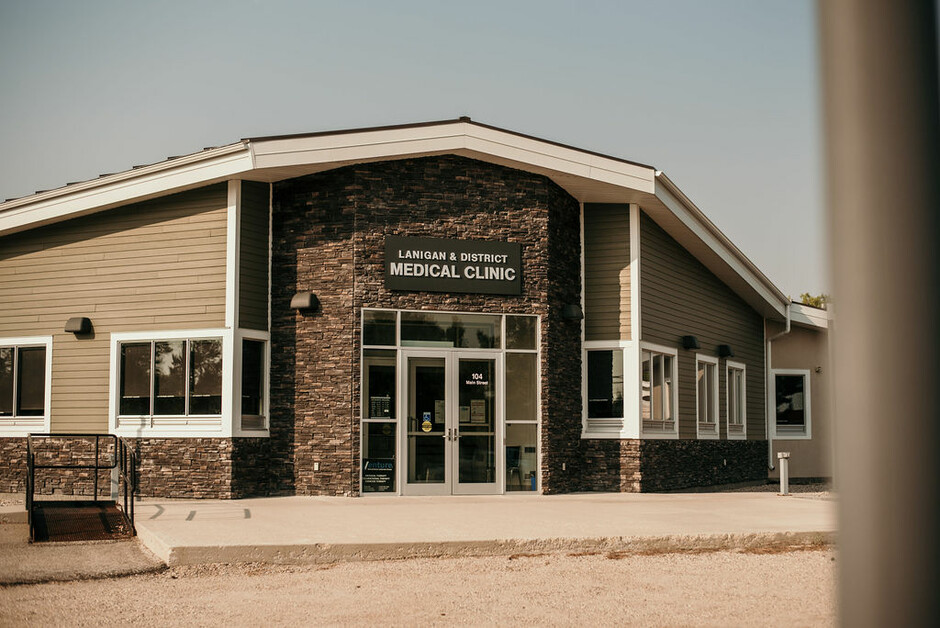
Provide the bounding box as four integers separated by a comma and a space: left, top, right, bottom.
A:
459, 405, 471, 423
434, 399, 445, 422
470, 399, 486, 424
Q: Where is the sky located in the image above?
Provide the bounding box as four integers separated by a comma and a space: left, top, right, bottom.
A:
0, 0, 825, 297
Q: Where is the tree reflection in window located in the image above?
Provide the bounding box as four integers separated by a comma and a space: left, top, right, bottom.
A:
119, 338, 222, 416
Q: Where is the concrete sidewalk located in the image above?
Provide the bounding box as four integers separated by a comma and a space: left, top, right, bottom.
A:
133, 492, 837, 566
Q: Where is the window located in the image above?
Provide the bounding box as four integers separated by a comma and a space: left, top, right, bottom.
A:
119, 338, 223, 417
641, 347, 676, 435
773, 369, 811, 438
587, 349, 624, 429
240, 338, 266, 430
726, 361, 746, 439
0, 338, 51, 432
696, 355, 718, 438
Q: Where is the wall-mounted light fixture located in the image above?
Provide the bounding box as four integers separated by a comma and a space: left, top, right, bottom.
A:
717, 344, 734, 358
681, 335, 700, 350
561, 304, 584, 320
64, 317, 92, 334
290, 292, 320, 312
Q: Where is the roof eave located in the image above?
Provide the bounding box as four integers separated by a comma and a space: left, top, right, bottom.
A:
652, 171, 790, 320
0, 142, 252, 238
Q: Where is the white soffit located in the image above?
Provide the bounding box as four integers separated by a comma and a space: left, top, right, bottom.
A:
248, 120, 657, 199
790, 302, 829, 329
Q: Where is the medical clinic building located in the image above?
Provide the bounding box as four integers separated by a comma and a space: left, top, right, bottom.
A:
0, 119, 818, 498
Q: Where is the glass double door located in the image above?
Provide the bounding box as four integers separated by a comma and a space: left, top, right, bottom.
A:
402, 351, 501, 495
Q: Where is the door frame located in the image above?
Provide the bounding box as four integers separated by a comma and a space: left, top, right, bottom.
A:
399, 349, 504, 496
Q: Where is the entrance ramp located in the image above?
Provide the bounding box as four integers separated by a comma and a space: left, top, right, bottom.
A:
30, 500, 133, 543
26, 434, 138, 543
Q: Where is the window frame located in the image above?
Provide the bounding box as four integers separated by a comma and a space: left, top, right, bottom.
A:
695, 354, 719, 440
0, 336, 52, 436
771, 368, 812, 440
725, 360, 747, 440
639, 342, 679, 440
358, 308, 541, 495
110, 329, 235, 438
234, 330, 271, 437
583, 342, 628, 435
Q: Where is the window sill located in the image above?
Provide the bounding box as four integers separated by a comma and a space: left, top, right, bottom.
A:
641, 431, 679, 440
0, 418, 48, 437
772, 432, 812, 440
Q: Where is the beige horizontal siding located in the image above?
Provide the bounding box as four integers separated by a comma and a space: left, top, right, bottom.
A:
583, 203, 630, 341
0, 183, 228, 433
239, 181, 270, 331
639, 211, 765, 440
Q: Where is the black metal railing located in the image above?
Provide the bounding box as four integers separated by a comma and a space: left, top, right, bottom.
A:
26, 433, 138, 538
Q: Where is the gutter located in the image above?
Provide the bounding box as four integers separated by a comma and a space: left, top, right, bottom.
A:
765, 302, 792, 470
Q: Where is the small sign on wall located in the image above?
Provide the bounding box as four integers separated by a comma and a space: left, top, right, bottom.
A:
385, 235, 522, 295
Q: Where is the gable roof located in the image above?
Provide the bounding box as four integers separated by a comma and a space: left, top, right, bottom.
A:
0, 117, 789, 319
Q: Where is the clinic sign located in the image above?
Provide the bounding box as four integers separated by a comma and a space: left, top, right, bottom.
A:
385, 235, 522, 295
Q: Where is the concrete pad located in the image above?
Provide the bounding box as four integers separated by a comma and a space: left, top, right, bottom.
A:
0, 523, 165, 585
133, 492, 837, 566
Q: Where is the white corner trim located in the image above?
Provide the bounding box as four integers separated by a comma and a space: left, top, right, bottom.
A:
225, 180, 241, 330
624, 203, 642, 440
267, 182, 273, 334
725, 360, 747, 440
0, 336, 53, 436
629, 203, 641, 342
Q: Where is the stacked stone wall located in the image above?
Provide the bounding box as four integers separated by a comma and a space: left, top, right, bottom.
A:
271, 155, 582, 495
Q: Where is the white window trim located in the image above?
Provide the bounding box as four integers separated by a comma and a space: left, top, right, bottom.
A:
582, 340, 631, 438
0, 336, 52, 437
110, 328, 233, 438
233, 329, 271, 438
695, 354, 719, 440
639, 341, 679, 440
771, 368, 812, 440
725, 360, 747, 441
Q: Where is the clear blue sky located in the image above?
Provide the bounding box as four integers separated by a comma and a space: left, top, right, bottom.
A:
0, 0, 825, 297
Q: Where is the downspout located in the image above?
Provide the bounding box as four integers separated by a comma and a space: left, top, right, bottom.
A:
766, 302, 791, 470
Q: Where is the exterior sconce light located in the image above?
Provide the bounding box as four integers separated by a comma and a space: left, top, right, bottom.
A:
717, 344, 734, 358
561, 304, 584, 320
681, 335, 700, 350
290, 292, 320, 312
64, 317, 92, 334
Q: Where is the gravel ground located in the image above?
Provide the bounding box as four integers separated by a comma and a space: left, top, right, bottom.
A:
721, 481, 834, 500
0, 548, 835, 626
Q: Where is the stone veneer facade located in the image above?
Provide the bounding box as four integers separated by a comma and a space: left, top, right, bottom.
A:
578, 438, 767, 492
269, 155, 583, 496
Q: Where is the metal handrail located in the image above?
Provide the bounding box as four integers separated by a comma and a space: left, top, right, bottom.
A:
117, 437, 137, 534
26, 433, 137, 537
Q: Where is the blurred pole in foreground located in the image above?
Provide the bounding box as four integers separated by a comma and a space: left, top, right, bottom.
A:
818, 1, 940, 626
